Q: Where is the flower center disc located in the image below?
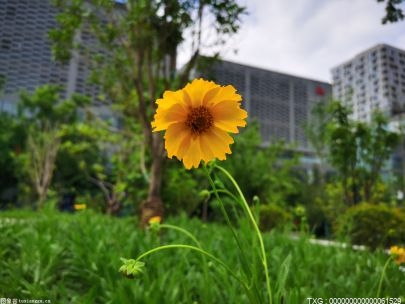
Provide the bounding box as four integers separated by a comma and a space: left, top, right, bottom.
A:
186, 106, 214, 135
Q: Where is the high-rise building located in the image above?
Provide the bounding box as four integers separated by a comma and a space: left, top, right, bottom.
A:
205, 60, 331, 151
331, 44, 405, 121
0, 0, 64, 112
0, 0, 107, 113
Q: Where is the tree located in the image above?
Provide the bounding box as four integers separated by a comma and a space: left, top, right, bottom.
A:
78, 116, 146, 215
357, 112, 399, 201
304, 100, 332, 187
377, 0, 404, 24
25, 126, 61, 207
326, 101, 399, 205
49, 0, 246, 224
325, 102, 358, 205
14, 85, 89, 209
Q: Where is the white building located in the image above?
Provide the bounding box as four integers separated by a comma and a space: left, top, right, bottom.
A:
331, 44, 405, 121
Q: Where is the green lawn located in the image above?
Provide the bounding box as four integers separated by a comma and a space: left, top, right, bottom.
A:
0, 210, 403, 303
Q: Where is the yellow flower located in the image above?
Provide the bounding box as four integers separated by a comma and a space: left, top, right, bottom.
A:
74, 203, 87, 210
390, 246, 405, 265
151, 78, 247, 169
148, 216, 162, 225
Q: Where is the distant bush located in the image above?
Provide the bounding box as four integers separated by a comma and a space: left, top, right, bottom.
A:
162, 161, 205, 216
257, 204, 292, 231
337, 203, 405, 249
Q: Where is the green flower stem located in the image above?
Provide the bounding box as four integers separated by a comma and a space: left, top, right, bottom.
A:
159, 224, 201, 247
214, 189, 243, 222
135, 244, 250, 293
215, 164, 273, 304
214, 189, 240, 203
376, 255, 393, 297
158, 224, 211, 301
203, 164, 256, 285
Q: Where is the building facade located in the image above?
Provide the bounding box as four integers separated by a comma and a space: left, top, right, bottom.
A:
0, 0, 332, 152
331, 44, 405, 121
0, 0, 105, 113
205, 60, 331, 151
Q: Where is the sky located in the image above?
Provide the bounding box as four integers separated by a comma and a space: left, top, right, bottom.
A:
179, 0, 405, 83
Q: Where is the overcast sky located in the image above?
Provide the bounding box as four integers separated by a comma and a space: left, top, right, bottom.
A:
181, 0, 405, 83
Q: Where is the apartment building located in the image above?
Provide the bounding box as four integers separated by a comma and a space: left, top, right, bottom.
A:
331, 44, 405, 121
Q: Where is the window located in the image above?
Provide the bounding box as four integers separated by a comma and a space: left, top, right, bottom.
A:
0, 74, 5, 89
6, 6, 16, 17
0, 39, 11, 50
390, 64, 398, 70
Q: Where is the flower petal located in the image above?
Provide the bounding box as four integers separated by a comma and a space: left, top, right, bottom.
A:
152, 103, 187, 131
156, 90, 188, 109
206, 85, 242, 106
164, 122, 190, 158
211, 100, 248, 133
202, 127, 234, 160
176, 134, 192, 160
198, 134, 216, 163
182, 137, 202, 169
183, 79, 218, 107
202, 86, 221, 106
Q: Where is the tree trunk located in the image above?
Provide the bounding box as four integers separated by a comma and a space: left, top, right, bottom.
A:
106, 192, 122, 216
140, 133, 165, 227
37, 187, 47, 210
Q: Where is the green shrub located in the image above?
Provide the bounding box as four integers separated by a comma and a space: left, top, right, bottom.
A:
162, 162, 205, 216
338, 203, 405, 249
257, 204, 292, 231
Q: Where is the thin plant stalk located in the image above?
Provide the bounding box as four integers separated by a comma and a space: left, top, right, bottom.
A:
203, 164, 261, 303
135, 244, 250, 294
376, 256, 393, 297
215, 164, 273, 304
159, 224, 201, 247
158, 223, 212, 301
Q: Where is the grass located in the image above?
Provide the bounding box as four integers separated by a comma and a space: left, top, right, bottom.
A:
0, 210, 404, 303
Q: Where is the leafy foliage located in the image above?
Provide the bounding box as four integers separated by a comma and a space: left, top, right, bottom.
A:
377, 0, 404, 24
0, 210, 403, 301
326, 102, 399, 205
0, 112, 24, 207
12, 86, 90, 208
222, 122, 299, 206
162, 161, 206, 216
74, 116, 147, 215
303, 100, 401, 236
338, 203, 405, 249
256, 204, 292, 232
